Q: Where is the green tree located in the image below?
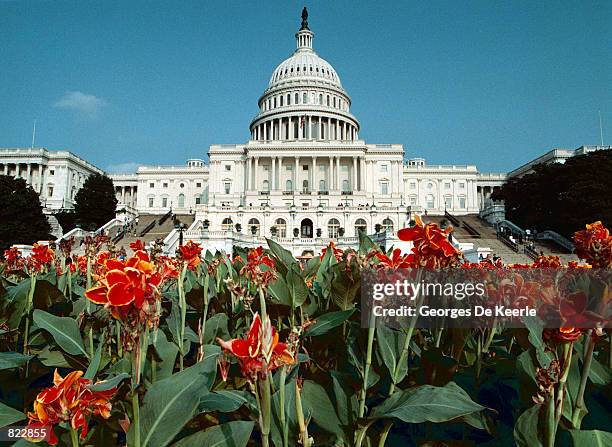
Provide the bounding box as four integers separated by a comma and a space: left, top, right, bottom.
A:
73, 173, 118, 231
494, 150, 612, 237
0, 175, 52, 251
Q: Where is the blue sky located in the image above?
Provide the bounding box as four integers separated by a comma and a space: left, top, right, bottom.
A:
1, 0, 610, 173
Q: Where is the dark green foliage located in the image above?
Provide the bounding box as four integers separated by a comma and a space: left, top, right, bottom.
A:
73, 173, 118, 230
494, 151, 612, 237
0, 175, 51, 251
54, 210, 78, 233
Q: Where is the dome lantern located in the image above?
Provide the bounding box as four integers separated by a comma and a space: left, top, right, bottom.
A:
296, 7, 313, 51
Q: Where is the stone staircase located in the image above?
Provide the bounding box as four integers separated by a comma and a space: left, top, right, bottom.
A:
116, 213, 195, 252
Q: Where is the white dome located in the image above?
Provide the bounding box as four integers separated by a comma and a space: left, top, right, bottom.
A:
269, 51, 342, 89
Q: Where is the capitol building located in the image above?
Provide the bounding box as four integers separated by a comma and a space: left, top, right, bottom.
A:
3, 8, 557, 256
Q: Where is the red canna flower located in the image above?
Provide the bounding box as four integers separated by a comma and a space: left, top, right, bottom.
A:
320, 241, 343, 261
2, 247, 25, 271
241, 247, 276, 287
532, 255, 562, 269
129, 240, 146, 252
179, 240, 202, 270
26, 243, 55, 273
397, 215, 461, 268
543, 327, 583, 344
573, 221, 612, 268
374, 248, 414, 269
217, 313, 294, 381
25, 370, 116, 445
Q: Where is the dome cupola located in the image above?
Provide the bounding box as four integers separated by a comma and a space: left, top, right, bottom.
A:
249, 7, 360, 143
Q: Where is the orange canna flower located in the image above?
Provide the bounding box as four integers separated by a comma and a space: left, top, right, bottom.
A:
129, 239, 146, 252
217, 313, 294, 381
320, 241, 343, 261
397, 215, 460, 267
374, 248, 414, 269
241, 247, 277, 287
180, 240, 202, 270
25, 370, 116, 445
573, 221, 612, 268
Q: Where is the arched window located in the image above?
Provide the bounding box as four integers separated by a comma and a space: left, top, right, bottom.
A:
248, 218, 260, 236
333, 97, 336, 107
295, 93, 299, 104
273, 97, 276, 108
354, 218, 367, 235
382, 218, 394, 233
275, 218, 287, 238
280, 96, 283, 106
178, 193, 185, 208
319, 179, 327, 192
285, 179, 293, 191
342, 179, 349, 192
302, 179, 309, 193
287, 94, 291, 105
326, 95, 330, 106
161, 196, 169, 208
328, 218, 341, 238
263, 179, 270, 191
319, 94, 323, 104
303, 93, 307, 104
221, 217, 233, 231
426, 194, 435, 209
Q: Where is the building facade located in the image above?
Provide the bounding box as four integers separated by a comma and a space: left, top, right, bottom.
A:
110, 11, 505, 244
0, 148, 103, 210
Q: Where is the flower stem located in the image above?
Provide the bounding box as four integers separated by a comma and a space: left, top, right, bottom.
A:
259, 377, 272, 447
358, 312, 376, 418
178, 266, 187, 370
279, 367, 288, 447
132, 391, 141, 447
70, 427, 80, 447
24, 274, 37, 377
572, 331, 594, 428
86, 258, 94, 357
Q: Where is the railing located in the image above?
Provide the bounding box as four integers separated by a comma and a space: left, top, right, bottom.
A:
157, 210, 173, 226
524, 245, 539, 260
139, 220, 156, 237
497, 232, 519, 253
444, 211, 461, 227
319, 190, 329, 195
462, 221, 481, 237
535, 230, 575, 253
341, 191, 353, 195
259, 191, 270, 195
497, 220, 526, 237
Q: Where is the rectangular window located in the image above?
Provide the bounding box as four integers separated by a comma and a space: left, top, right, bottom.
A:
303, 165, 309, 170
459, 197, 466, 208
380, 182, 388, 195
444, 182, 451, 189
162, 197, 168, 207
444, 197, 452, 209
459, 183, 465, 189
49, 169, 55, 176
47, 186, 54, 197
148, 197, 154, 208
381, 165, 388, 172
149, 182, 154, 188
196, 182, 201, 188
163, 183, 168, 188
225, 165, 231, 171
224, 183, 231, 194
195, 197, 201, 205
410, 196, 417, 205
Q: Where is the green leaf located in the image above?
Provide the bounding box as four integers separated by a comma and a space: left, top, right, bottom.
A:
32, 309, 89, 358
151, 332, 179, 381
358, 231, 378, 255
370, 382, 485, 423
376, 326, 407, 383
0, 352, 33, 371
331, 371, 358, 429
516, 350, 537, 384
302, 380, 346, 443
523, 316, 552, 368
84, 338, 104, 380
268, 275, 291, 306
198, 390, 257, 414
202, 313, 229, 345
266, 238, 297, 267
305, 309, 355, 337
172, 420, 254, 447
513, 405, 542, 447
287, 267, 309, 308
136, 347, 220, 447
0, 402, 26, 428
568, 430, 612, 447
89, 372, 130, 392
4, 278, 31, 329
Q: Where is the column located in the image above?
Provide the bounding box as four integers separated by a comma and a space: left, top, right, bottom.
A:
336, 156, 341, 191
307, 115, 311, 139
336, 121, 340, 141
122, 186, 126, 204
352, 157, 358, 190
254, 157, 259, 190
278, 156, 283, 190
360, 157, 366, 191
329, 156, 334, 191
312, 156, 317, 191
26, 164, 31, 185
3, 164, 7, 175
294, 156, 299, 191
271, 157, 276, 190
